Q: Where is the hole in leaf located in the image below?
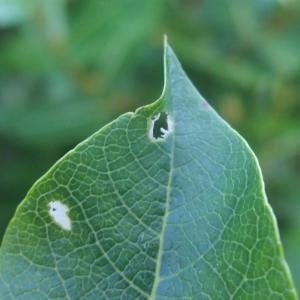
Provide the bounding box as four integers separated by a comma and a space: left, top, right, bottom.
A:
152, 112, 169, 139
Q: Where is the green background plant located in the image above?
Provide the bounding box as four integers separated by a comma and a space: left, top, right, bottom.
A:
0, 0, 299, 293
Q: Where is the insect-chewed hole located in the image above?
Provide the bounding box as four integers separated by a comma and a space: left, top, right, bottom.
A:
149, 112, 173, 141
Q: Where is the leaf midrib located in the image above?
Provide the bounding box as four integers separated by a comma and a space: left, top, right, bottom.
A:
149, 105, 176, 299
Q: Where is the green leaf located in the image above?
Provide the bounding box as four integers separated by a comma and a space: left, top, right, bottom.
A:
0, 39, 297, 299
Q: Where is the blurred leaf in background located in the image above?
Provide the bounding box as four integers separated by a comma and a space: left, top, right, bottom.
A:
0, 0, 299, 293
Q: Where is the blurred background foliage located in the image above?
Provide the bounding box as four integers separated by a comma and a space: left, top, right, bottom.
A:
0, 0, 299, 292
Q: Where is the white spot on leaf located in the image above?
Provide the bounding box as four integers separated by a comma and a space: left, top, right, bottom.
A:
49, 200, 71, 230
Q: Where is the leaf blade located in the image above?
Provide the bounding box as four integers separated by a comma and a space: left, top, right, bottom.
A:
0, 41, 297, 299
150, 43, 297, 299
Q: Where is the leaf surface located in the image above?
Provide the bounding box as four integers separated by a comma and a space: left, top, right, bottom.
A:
0, 41, 297, 299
